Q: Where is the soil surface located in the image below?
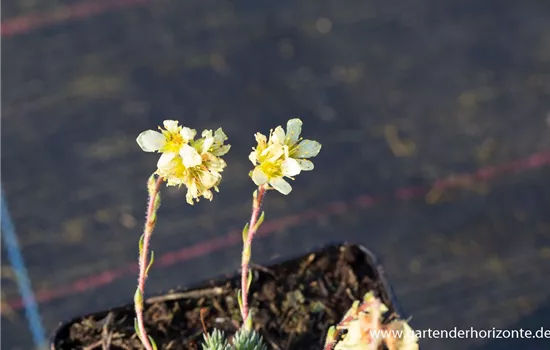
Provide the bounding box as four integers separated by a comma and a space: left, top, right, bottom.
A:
55, 245, 398, 349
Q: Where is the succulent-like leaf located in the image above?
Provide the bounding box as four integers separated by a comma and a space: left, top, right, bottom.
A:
201, 329, 231, 350
232, 329, 268, 350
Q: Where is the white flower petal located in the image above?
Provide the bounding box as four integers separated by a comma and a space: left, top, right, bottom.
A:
266, 144, 284, 162
163, 120, 180, 133
249, 151, 258, 165
180, 127, 197, 142
251, 167, 269, 186
165, 177, 179, 187
179, 144, 202, 167
136, 130, 165, 152
201, 137, 214, 154
210, 171, 223, 184
187, 181, 199, 197
292, 140, 322, 158
212, 144, 231, 156
270, 177, 292, 195
214, 128, 228, 143
271, 126, 286, 144
297, 159, 314, 171
186, 190, 195, 205
205, 157, 226, 172
157, 152, 176, 169
255, 132, 267, 144
285, 118, 302, 145
201, 129, 213, 139
281, 158, 302, 177
202, 189, 213, 201
200, 171, 219, 188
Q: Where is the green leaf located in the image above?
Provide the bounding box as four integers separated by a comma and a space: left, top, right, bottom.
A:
242, 223, 249, 243
247, 270, 253, 291
245, 314, 253, 331
149, 336, 158, 350
237, 289, 243, 312
147, 174, 157, 193
327, 325, 336, 338
139, 234, 145, 254
251, 212, 265, 233
145, 251, 155, 277
324, 326, 337, 347
134, 289, 143, 306
134, 317, 158, 350
242, 246, 251, 262
134, 318, 141, 338
153, 192, 161, 211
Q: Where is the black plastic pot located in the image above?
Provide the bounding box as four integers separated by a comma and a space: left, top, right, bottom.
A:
50, 243, 407, 349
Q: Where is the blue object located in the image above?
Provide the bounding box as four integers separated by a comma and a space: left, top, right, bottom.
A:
1, 188, 47, 349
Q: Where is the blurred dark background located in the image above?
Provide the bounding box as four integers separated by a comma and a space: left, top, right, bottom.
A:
2, 0, 550, 349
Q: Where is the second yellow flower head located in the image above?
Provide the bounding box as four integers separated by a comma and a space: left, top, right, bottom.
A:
249, 118, 321, 195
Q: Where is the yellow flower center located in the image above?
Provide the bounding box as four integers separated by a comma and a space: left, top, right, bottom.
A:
259, 160, 283, 179
160, 130, 185, 153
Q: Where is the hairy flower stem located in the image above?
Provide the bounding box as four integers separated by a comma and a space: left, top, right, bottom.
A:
135, 175, 163, 350
240, 185, 266, 329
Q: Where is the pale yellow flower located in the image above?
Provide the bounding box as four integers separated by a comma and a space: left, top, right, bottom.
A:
136, 120, 230, 204
249, 118, 321, 195
333, 314, 371, 350
332, 292, 418, 350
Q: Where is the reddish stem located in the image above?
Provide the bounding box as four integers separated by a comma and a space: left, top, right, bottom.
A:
135, 176, 163, 350
240, 185, 267, 328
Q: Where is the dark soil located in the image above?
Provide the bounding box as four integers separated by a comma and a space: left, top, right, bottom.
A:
52, 244, 401, 349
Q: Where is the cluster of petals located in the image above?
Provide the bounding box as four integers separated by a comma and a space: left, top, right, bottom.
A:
249, 118, 321, 195
136, 120, 230, 205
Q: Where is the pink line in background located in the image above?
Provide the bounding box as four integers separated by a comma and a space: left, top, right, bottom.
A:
6, 150, 550, 310
1, 0, 154, 37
